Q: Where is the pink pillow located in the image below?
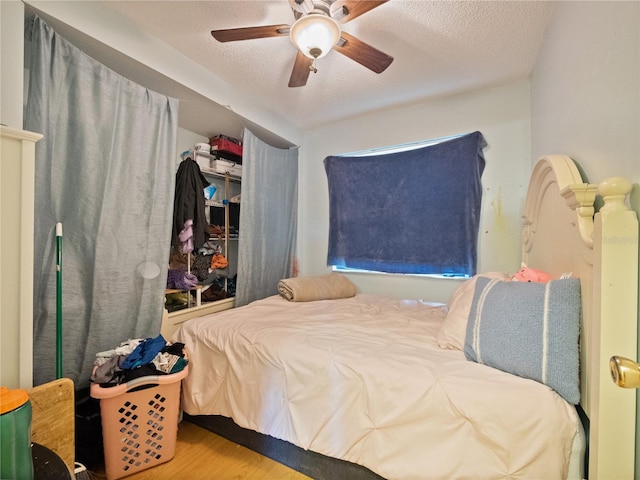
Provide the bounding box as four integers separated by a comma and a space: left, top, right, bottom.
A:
509, 263, 553, 283
436, 272, 507, 350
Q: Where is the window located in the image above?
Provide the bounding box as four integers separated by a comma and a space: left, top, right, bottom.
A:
323, 131, 486, 277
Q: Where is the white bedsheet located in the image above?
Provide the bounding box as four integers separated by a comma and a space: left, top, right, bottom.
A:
175, 294, 580, 480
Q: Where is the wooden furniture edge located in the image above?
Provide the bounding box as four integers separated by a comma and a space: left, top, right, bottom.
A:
28, 378, 75, 475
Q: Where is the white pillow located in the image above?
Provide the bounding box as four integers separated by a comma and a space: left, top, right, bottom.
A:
436, 271, 507, 350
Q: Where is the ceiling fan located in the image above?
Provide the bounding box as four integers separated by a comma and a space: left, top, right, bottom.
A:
211, 0, 394, 87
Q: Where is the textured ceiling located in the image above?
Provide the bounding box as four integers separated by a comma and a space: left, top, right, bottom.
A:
90, 1, 554, 139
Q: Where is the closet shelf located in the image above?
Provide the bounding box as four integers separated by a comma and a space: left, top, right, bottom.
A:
165, 286, 202, 294
207, 234, 238, 241
201, 167, 241, 182
166, 285, 203, 308
188, 150, 242, 182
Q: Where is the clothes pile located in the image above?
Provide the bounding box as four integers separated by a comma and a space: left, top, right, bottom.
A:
91, 334, 187, 387
166, 268, 198, 290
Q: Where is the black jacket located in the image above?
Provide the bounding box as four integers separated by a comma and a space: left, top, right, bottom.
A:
173, 158, 209, 250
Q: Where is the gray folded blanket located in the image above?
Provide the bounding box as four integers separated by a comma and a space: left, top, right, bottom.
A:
277, 273, 357, 302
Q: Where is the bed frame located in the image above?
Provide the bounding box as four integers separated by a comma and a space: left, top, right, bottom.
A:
523, 155, 638, 478
184, 155, 638, 479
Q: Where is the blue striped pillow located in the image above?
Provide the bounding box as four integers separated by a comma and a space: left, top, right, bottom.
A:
464, 277, 581, 404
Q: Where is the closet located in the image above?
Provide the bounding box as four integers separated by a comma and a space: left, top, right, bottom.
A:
162, 138, 242, 339
13, 5, 299, 382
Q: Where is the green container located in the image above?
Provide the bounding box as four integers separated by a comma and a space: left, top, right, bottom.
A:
0, 386, 34, 480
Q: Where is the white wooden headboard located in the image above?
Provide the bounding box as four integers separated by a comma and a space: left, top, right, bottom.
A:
523, 155, 638, 479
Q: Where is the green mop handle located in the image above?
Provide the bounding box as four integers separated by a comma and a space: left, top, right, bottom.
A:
56, 222, 63, 379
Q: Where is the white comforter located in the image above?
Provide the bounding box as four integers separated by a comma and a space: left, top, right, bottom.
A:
175, 294, 579, 480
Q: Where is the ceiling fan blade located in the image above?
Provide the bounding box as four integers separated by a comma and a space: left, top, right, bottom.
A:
211, 25, 290, 42
334, 32, 393, 74
331, 0, 389, 23
288, 51, 313, 87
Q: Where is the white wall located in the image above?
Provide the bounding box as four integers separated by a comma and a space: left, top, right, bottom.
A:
532, 1, 639, 188
1, 1, 25, 128
299, 79, 531, 303
177, 128, 208, 165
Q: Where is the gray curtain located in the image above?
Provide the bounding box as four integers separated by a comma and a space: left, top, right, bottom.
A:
235, 130, 298, 306
24, 17, 178, 388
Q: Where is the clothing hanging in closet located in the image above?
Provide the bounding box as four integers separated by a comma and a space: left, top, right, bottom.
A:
173, 157, 209, 250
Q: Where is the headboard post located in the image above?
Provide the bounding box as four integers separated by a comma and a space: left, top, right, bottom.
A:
523, 155, 638, 479
589, 176, 638, 479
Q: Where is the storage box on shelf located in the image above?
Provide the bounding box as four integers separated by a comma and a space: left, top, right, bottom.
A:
209, 134, 242, 160
212, 158, 242, 177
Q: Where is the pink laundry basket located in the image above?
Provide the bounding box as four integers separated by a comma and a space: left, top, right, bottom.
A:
90, 366, 188, 480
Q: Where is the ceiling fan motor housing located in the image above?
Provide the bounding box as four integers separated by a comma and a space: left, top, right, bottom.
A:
291, 0, 332, 16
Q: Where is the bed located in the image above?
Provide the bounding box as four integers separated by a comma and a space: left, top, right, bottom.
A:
171, 155, 638, 479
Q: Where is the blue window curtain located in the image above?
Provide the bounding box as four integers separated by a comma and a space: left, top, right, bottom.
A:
24, 16, 178, 388
324, 131, 486, 276
234, 129, 298, 307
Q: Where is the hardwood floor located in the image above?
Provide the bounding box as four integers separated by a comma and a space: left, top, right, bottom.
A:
89, 420, 311, 480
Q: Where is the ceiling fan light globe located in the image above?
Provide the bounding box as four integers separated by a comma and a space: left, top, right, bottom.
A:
290, 14, 340, 59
